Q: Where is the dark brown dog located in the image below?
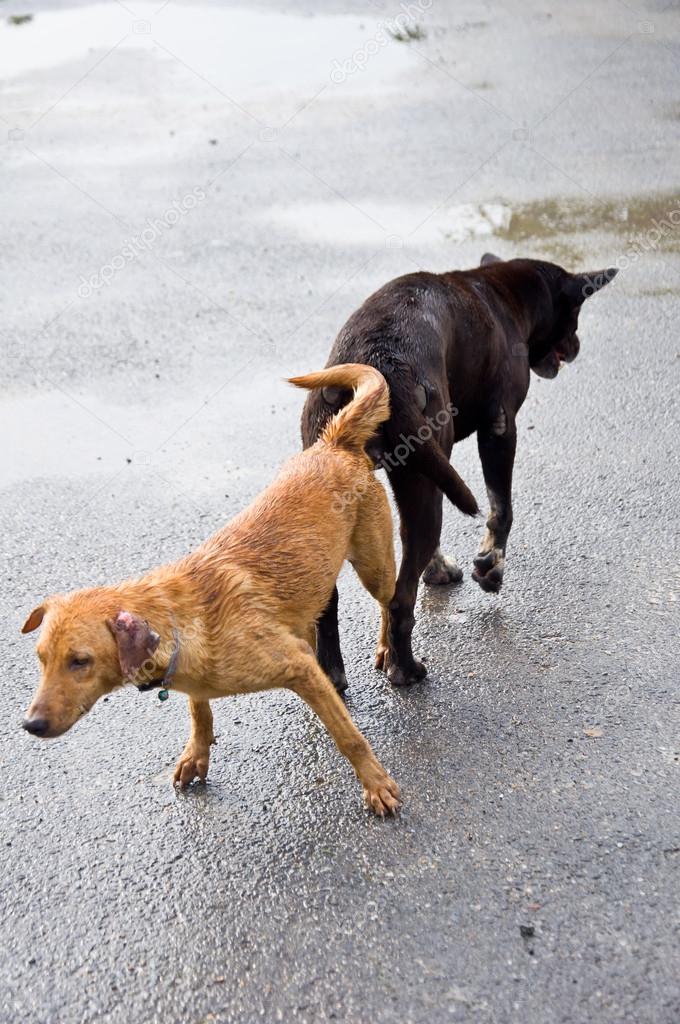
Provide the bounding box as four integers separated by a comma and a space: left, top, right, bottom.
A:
21, 364, 400, 815
301, 254, 617, 688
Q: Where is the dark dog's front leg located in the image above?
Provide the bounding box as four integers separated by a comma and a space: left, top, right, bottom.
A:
472, 420, 516, 593
316, 586, 348, 694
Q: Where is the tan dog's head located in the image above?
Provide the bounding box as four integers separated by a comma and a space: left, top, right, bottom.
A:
21, 591, 160, 738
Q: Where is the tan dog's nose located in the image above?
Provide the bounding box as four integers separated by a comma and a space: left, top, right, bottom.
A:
22, 717, 50, 737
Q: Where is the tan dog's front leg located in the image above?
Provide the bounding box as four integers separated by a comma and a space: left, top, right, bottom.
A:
290, 660, 400, 816
174, 698, 216, 788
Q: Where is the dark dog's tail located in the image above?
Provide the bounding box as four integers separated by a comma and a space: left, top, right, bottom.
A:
288, 363, 389, 452
387, 405, 479, 517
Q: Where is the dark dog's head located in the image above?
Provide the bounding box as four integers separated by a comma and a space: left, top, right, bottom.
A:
480, 252, 618, 379
21, 593, 160, 738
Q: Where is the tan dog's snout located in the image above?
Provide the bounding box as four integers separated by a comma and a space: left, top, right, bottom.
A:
22, 680, 83, 739
22, 714, 50, 737
22, 685, 59, 737
22, 672, 105, 739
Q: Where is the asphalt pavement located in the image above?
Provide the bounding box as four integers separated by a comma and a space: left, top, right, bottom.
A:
1, 1, 679, 1022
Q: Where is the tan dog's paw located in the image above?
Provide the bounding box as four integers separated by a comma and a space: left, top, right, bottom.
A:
173, 745, 210, 788
374, 642, 389, 672
363, 774, 401, 817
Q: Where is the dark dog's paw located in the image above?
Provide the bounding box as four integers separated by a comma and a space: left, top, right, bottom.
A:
327, 666, 348, 694
318, 651, 348, 693
472, 549, 505, 593
423, 550, 464, 586
387, 659, 427, 687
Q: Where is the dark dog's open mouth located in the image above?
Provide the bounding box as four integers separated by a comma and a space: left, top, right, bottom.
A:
533, 349, 563, 379
533, 339, 579, 378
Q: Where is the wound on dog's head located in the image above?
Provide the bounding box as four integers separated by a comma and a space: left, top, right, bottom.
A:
106, 611, 160, 679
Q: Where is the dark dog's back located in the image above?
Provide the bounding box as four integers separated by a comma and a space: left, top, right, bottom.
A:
301, 271, 479, 516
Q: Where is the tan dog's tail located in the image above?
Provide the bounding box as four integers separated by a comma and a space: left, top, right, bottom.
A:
288, 363, 389, 451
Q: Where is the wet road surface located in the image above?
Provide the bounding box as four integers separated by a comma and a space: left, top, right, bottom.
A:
1, 2, 679, 1022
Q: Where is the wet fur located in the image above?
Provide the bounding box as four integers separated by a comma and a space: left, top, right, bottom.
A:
22, 364, 400, 816
301, 255, 617, 688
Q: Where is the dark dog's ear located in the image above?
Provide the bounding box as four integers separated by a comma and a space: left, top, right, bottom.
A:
480, 252, 502, 266
21, 605, 46, 634
563, 267, 618, 304
106, 611, 160, 679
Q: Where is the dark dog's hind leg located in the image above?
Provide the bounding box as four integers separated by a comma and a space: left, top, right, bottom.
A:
302, 396, 348, 694
386, 471, 441, 686
422, 487, 463, 585
418, 432, 463, 586
316, 586, 348, 694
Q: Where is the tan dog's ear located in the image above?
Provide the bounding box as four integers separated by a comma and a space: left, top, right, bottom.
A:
22, 606, 46, 634
106, 611, 160, 679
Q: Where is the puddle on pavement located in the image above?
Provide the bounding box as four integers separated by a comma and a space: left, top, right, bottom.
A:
0, 3, 413, 97
263, 201, 511, 247
151, 767, 176, 787
497, 193, 680, 251
637, 285, 680, 297
263, 192, 680, 258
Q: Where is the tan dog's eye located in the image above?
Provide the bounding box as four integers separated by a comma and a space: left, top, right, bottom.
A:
69, 655, 93, 671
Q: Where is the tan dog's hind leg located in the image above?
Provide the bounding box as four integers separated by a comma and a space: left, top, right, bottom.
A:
304, 623, 317, 654
348, 481, 397, 672
290, 657, 400, 816
174, 699, 216, 788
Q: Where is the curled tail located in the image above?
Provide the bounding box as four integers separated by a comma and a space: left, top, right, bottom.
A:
288, 363, 389, 452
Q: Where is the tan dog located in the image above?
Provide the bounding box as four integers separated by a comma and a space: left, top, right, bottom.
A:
21, 364, 399, 815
